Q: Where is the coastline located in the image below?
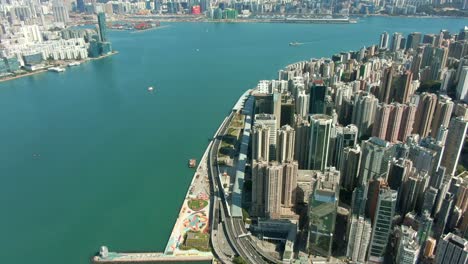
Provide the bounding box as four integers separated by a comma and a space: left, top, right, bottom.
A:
0, 51, 118, 84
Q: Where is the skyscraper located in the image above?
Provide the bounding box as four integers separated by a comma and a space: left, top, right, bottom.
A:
368, 187, 397, 263
395, 226, 420, 264
340, 145, 361, 191
294, 117, 310, 169
435, 233, 468, 264
252, 160, 268, 216
281, 161, 298, 208
442, 117, 468, 175
413, 93, 438, 138
431, 95, 454, 138
372, 103, 393, 140
97, 12, 108, 42
346, 216, 372, 263
307, 114, 333, 171
358, 137, 395, 186
379, 32, 389, 50
406, 32, 422, 51
265, 162, 283, 219
391, 32, 403, 52
277, 125, 295, 163
252, 124, 270, 161
308, 168, 340, 259
296, 91, 309, 118
332, 124, 358, 168
456, 66, 468, 102
254, 114, 277, 161
398, 103, 417, 142
352, 91, 378, 140
309, 85, 327, 114
52, 1, 69, 24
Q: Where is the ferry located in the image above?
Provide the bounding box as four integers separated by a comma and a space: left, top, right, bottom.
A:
48, 67, 66, 72
68, 62, 81, 67
289, 42, 303, 46
148, 86, 154, 92
188, 159, 196, 168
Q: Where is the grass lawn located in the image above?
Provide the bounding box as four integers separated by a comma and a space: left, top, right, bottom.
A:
188, 199, 208, 211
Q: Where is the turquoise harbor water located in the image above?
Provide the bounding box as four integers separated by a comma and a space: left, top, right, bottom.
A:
0, 17, 467, 264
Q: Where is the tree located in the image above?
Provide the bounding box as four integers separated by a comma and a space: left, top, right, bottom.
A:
233, 256, 247, 264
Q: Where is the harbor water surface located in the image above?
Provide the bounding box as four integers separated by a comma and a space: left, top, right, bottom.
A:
0, 17, 467, 264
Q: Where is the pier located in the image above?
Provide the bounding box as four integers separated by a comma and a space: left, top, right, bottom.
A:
93, 134, 214, 263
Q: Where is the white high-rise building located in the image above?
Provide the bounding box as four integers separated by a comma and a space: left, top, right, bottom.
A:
346, 216, 372, 263
296, 91, 309, 118
277, 125, 295, 163
442, 117, 468, 175
457, 66, 468, 102
52, 2, 69, 24
254, 114, 277, 161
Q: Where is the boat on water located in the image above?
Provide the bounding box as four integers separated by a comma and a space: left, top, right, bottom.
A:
68, 62, 81, 67
289, 42, 303, 46
48, 67, 66, 72
188, 159, 196, 168
148, 86, 154, 92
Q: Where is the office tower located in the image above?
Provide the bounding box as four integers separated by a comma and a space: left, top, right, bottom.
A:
421, 45, 434, 69
307, 114, 332, 171
340, 146, 361, 191
379, 32, 389, 49
281, 98, 295, 127
430, 166, 447, 190
435, 233, 468, 264
346, 216, 372, 263
265, 162, 283, 219
431, 95, 454, 138
277, 125, 295, 163
332, 124, 358, 166
351, 184, 368, 217
252, 124, 270, 161
408, 143, 440, 174
252, 160, 268, 216
418, 211, 434, 245
352, 91, 378, 140
296, 91, 309, 118
294, 117, 310, 169
395, 226, 420, 264
399, 103, 417, 142
281, 161, 298, 208
52, 2, 69, 24
97, 12, 107, 42
309, 85, 327, 114
434, 192, 454, 238
413, 93, 438, 138
423, 34, 437, 45
76, 0, 85, 12
308, 168, 340, 259
358, 137, 395, 186
457, 66, 468, 102
432, 47, 449, 79
420, 136, 445, 173
254, 114, 277, 161
406, 32, 422, 50
379, 66, 393, 104
442, 117, 468, 175
399, 171, 429, 216
368, 187, 397, 263
372, 103, 392, 140
387, 158, 412, 191
422, 187, 438, 216
391, 32, 403, 52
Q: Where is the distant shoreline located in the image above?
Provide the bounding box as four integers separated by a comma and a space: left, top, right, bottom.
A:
0, 51, 118, 83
